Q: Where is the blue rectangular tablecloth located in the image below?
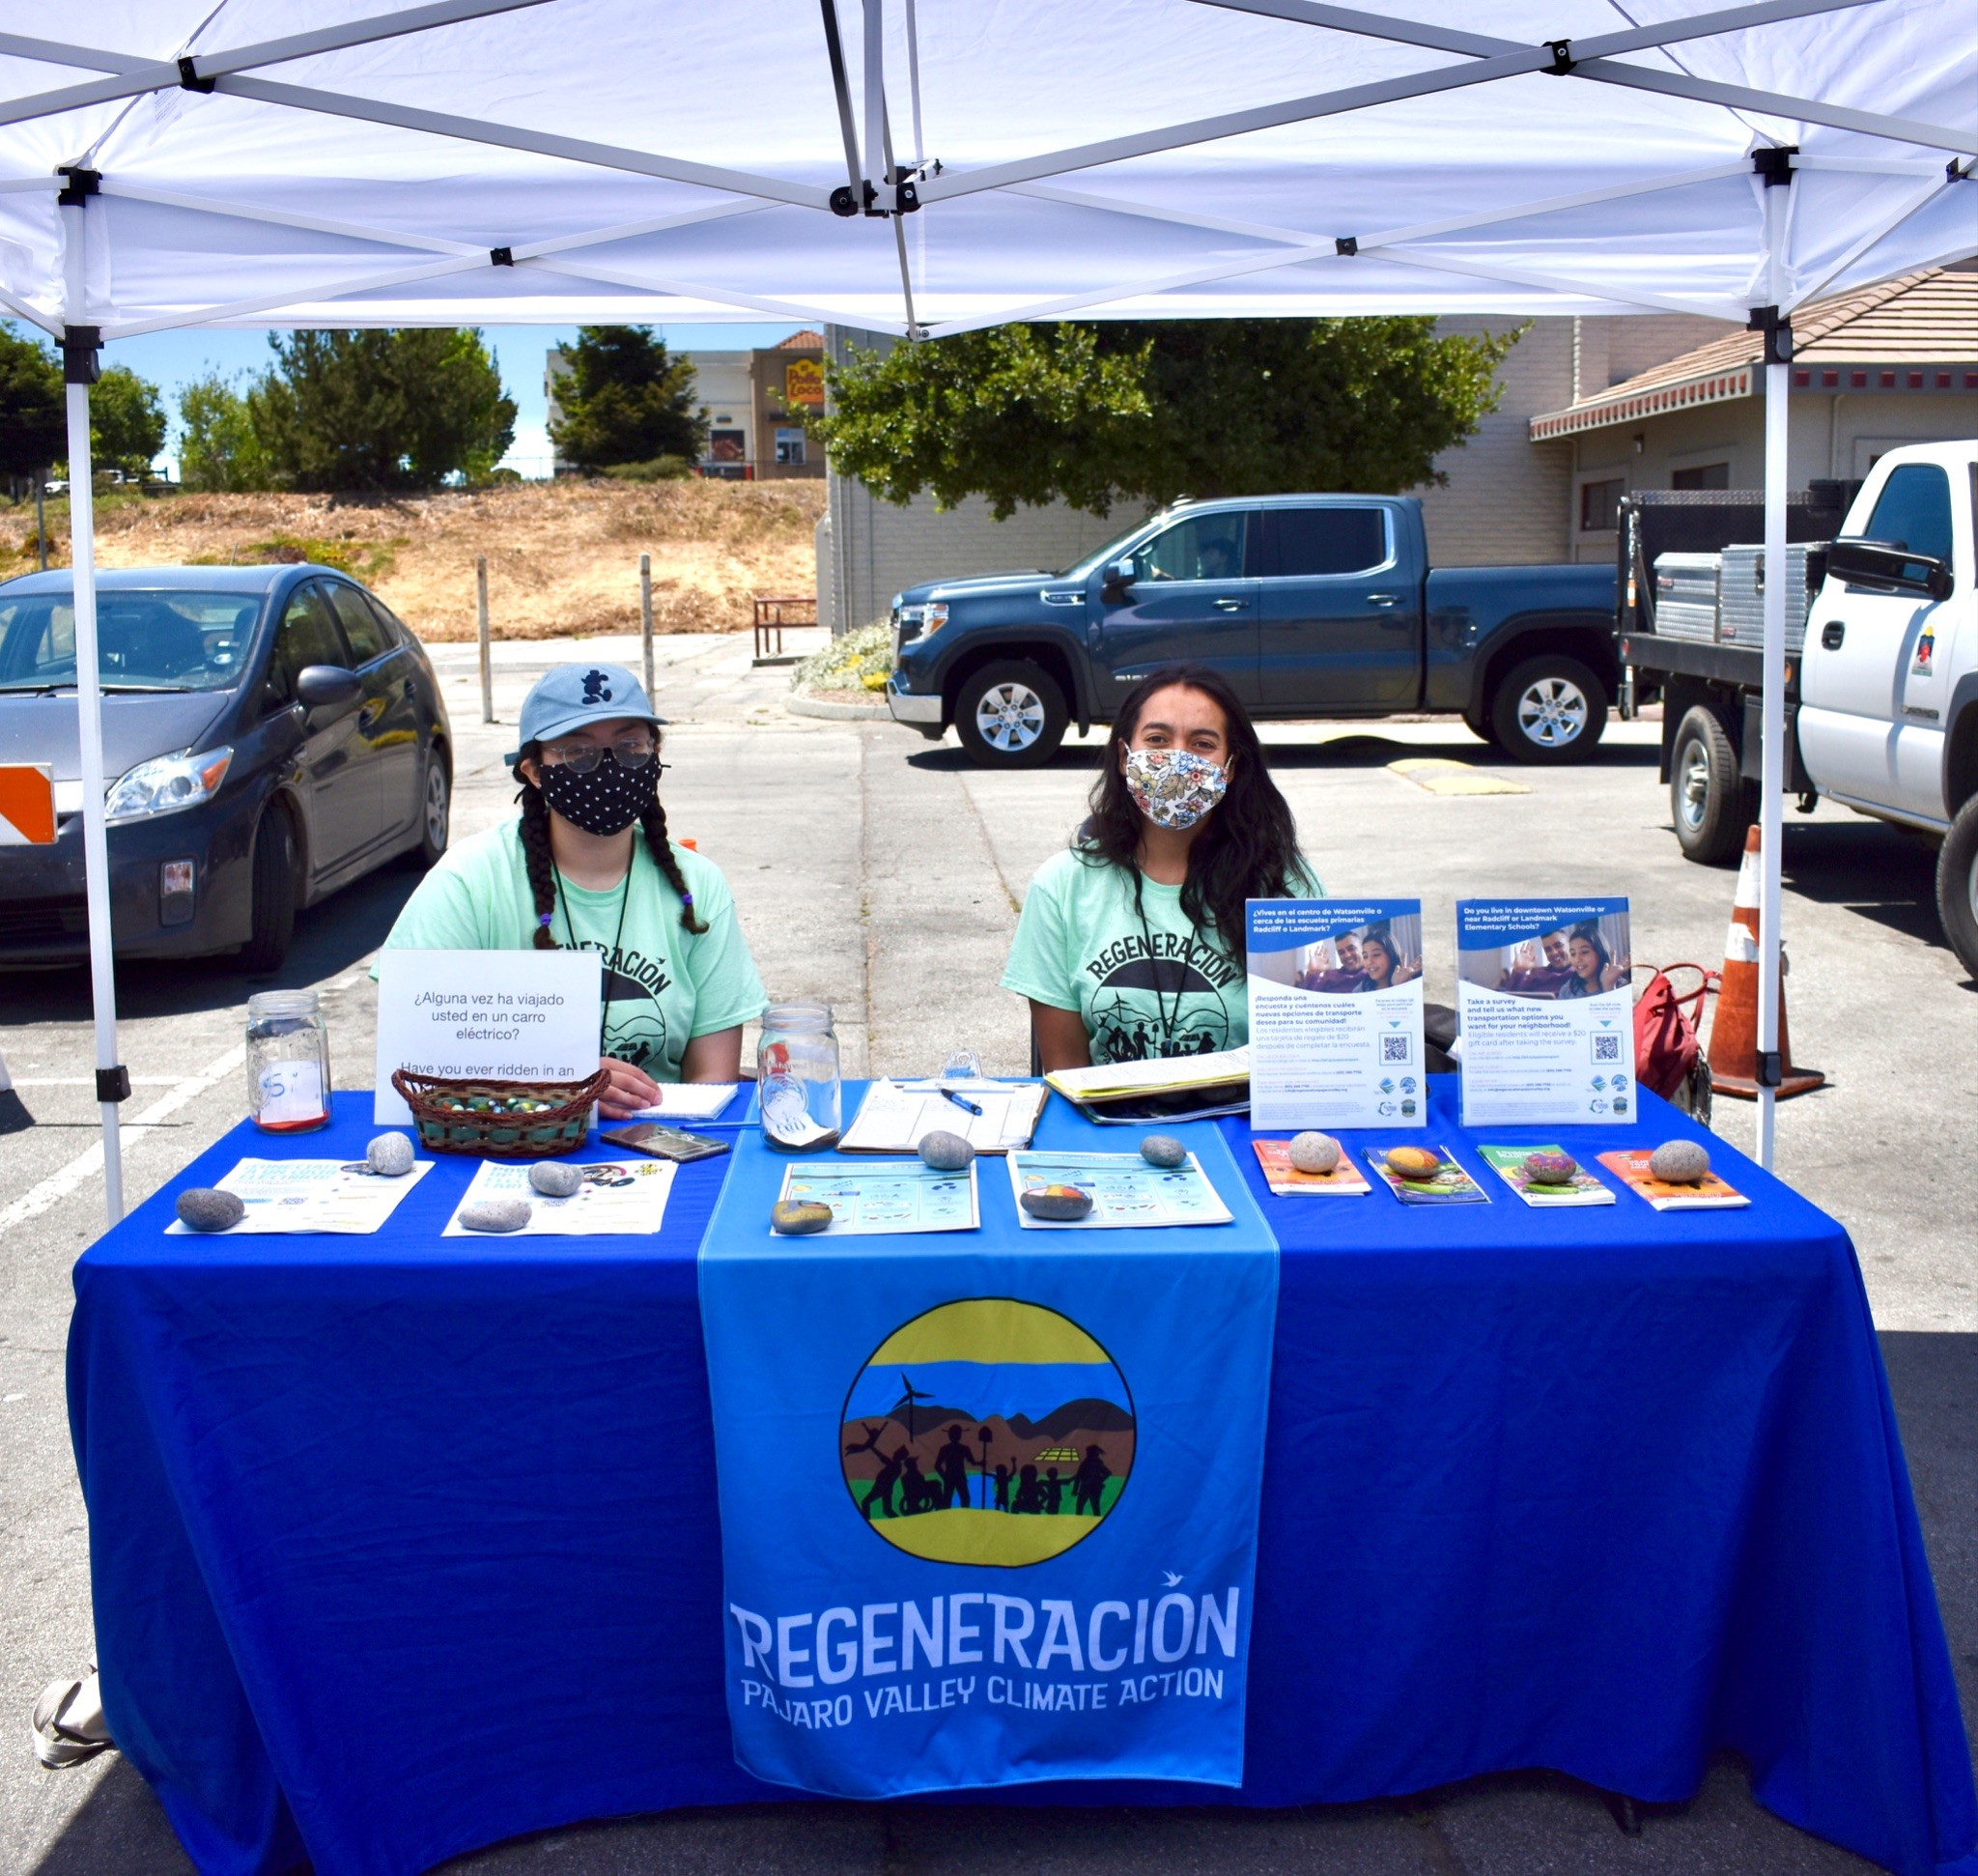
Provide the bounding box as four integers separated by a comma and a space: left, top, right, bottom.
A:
67, 1082, 1978, 1876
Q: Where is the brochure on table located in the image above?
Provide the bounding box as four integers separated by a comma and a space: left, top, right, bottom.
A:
1246, 898, 1426, 1129
777, 1160, 979, 1235
373, 949, 603, 1125
441, 1157, 677, 1236
1007, 1150, 1235, 1229
165, 1157, 433, 1234
1455, 898, 1636, 1129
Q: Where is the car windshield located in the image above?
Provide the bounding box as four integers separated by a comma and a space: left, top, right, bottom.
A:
0, 589, 263, 693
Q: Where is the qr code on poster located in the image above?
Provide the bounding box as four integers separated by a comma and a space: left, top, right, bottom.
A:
1591, 1033, 1622, 1062
1381, 1034, 1411, 1064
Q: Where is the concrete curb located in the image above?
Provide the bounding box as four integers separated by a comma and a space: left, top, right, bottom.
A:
785, 695, 891, 722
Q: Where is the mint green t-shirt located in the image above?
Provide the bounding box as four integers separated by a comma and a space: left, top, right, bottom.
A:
1001, 845, 1322, 1066
380, 822, 767, 1082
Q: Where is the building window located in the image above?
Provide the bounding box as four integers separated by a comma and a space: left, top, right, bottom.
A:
1578, 477, 1625, 533
775, 427, 806, 466
707, 430, 746, 464
1672, 463, 1730, 491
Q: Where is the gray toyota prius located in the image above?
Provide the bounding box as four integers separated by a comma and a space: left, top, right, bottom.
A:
0, 564, 452, 973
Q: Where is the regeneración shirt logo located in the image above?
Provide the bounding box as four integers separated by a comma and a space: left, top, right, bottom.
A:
1082, 930, 1239, 1065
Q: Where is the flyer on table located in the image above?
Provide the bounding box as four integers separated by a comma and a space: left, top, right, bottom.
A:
1455, 898, 1635, 1128
1245, 899, 1426, 1129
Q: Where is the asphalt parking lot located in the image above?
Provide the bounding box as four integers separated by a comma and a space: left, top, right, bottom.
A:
4, 631, 1973, 1875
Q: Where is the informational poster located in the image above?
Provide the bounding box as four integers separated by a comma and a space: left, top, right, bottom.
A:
1455, 899, 1635, 1128
165, 1157, 433, 1235
1245, 900, 1426, 1129
373, 949, 602, 1125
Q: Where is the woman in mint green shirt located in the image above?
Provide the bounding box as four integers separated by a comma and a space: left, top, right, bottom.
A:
1003, 663, 1317, 1071
381, 662, 765, 1117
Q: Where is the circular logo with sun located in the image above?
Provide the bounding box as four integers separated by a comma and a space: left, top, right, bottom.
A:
840, 1298, 1135, 1568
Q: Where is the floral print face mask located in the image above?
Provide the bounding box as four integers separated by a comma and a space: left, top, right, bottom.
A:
1123, 747, 1229, 830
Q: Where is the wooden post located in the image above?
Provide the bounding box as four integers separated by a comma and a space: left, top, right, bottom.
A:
639, 553, 655, 700
35, 473, 46, 571
476, 555, 493, 725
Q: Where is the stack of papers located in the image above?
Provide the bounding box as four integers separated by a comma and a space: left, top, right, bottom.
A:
838, 1079, 1046, 1155
1044, 1048, 1250, 1122
622, 1083, 741, 1123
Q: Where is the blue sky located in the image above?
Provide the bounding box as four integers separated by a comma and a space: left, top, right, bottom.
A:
48, 321, 805, 480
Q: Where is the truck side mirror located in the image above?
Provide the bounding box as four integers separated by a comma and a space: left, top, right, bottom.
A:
1103, 556, 1137, 593
1826, 537, 1953, 604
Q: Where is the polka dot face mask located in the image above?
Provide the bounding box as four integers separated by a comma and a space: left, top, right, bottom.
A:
1123, 747, 1229, 830
537, 752, 659, 836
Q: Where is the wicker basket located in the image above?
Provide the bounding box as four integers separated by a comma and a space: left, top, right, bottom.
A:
390, 1066, 612, 1159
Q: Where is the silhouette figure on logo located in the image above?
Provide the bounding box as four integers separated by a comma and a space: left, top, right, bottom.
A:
898, 1454, 933, 1515
992, 1463, 1011, 1511
935, 1425, 973, 1510
1011, 1464, 1046, 1515
1073, 1444, 1112, 1515
1044, 1467, 1064, 1515
862, 1444, 910, 1520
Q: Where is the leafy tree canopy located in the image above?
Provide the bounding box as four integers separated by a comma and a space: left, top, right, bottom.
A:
249, 328, 517, 491
0, 327, 64, 482
548, 326, 705, 469
90, 365, 168, 478
177, 371, 271, 493
818, 318, 1517, 519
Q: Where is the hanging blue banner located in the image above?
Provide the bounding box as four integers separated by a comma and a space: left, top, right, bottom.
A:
697, 1118, 1280, 1798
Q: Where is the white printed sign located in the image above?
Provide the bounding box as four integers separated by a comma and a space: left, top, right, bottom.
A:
373, 949, 603, 1124
1246, 899, 1427, 1129
1455, 898, 1635, 1128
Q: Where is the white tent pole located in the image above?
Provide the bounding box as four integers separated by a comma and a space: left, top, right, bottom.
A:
60, 188, 124, 1223
1755, 165, 1793, 1172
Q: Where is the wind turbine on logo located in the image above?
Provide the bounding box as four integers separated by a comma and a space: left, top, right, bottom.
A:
894, 1372, 931, 1446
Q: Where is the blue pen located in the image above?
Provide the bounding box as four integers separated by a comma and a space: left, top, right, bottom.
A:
941, 1086, 984, 1118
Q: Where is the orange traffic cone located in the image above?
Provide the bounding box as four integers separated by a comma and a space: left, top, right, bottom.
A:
1709, 824, 1824, 1100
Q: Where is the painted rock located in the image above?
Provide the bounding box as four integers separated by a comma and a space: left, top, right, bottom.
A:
1021, 1183, 1093, 1221
1384, 1146, 1443, 1181
528, 1161, 584, 1197
366, 1132, 416, 1178
1140, 1134, 1187, 1169
1649, 1138, 1711, 1184
176, 1187, 244, 1232
1523, 1150, 1578, 1184
918, 1130, 975, 1172
772, 1199, 834, 1236
1288, 1131, 1342, 1175
458, 1198, 532, 1234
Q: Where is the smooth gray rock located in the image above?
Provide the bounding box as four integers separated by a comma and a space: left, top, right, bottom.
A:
366, 1132, 416, 1178
1288, 1131, 1342, 1175
175, 1187, 244, 1232
1020, 1183, 1094, 1222
458, 1197, 532, 1234
772, 1199, 834, 1235
1649, 1138, 1711, 1184
528, 1161, 584, 1197
918, 1130, 975, 1172
1140, 1134, 1187, 1169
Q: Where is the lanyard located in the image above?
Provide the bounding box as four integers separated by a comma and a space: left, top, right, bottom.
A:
1135, 888, 1184, 1055
554, 856, 635, 1054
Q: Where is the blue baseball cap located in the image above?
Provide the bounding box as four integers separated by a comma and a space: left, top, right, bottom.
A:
506, 663, 662, 767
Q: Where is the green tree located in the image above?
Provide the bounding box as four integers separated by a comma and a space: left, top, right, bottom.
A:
88, 364, 168, 478
548, 326, 705, 469
249, 328, 517, 491
0, 326, 64, 486
177, 371, 271, 492
818, 318, 1517, 518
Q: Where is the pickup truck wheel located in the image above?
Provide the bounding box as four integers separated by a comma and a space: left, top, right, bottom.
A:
1936, 795, 1978, 981
955, 662, 1068, 769
1491, 655, 1608, 764
1669, 705, 1756, 866
239, 804, 298, 975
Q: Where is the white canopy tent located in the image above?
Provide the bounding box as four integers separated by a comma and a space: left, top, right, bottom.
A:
1, 0, 1972, 1218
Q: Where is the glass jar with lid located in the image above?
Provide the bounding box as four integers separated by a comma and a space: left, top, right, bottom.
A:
756, 1001, 840, 1151
245, 989, 332, 1133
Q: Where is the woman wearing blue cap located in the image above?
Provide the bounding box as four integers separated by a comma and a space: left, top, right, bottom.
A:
381, 663, 766, 1117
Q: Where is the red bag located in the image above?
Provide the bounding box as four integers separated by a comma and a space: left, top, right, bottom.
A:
1633, 966, 1713, 1116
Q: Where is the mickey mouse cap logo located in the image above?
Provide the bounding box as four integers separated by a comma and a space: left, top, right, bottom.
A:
581, 668, 612, 705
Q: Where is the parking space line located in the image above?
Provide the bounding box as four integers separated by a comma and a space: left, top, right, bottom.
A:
0, 1043, 246, 1236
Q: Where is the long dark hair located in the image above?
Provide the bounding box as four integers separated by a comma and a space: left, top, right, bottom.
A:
516, 743, 708, 951
1567, 921, 1611, 982
1079, 662, 1305, 962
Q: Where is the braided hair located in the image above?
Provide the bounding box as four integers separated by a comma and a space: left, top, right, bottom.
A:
516, 747, 708, 949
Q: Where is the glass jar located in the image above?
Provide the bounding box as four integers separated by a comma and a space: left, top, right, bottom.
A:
245, 989, 332, 1133
757, 1001, 840, 1151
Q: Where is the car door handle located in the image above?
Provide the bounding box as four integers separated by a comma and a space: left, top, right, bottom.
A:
1212, 597, 1248, 611
1368, 593, 1400, 608
1821, 621, 1845, 649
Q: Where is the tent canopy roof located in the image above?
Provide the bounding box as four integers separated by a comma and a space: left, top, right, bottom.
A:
0, 0, 1971, 343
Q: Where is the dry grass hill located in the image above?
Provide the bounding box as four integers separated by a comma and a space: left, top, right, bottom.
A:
6, 477, 827, 640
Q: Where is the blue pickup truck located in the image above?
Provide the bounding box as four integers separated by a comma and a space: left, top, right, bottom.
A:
886, 495, 1618, 767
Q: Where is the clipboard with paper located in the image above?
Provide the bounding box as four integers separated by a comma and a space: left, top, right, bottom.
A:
836, 1078, 1047, 1155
